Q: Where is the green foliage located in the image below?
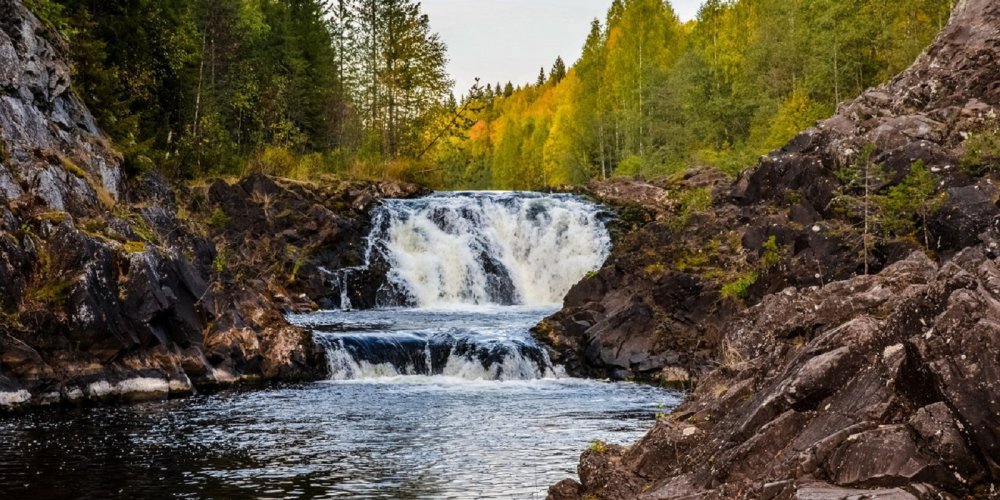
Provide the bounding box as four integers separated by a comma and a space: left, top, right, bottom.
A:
207, 208, 231, 229
433, 0, 950, 188
34, 0, 449, 181
721, 271, 758, 301
760, 236, 781, 269
588, 440, 610, 454
644, 263, 668, 278
961, 129, 1000, 176
879, 160, 946, 246
213, 247, 227, 273
24, 0, 72, 35
28, 0, 951, 188
669, 187, 713, 230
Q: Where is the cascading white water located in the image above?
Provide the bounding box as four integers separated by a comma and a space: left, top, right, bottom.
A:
300, 192, 613, 382
366, 192, 612, 307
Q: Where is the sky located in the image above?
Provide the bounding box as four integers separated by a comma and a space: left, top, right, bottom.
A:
421, 0, 705, 96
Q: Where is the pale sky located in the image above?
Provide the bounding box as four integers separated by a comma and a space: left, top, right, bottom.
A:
421, 0, 705, 96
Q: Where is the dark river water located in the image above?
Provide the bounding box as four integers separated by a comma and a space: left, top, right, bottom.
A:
0, 306, 682, 499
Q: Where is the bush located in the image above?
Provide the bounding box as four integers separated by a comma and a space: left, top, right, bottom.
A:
588, 440, 610, 454
961, 130, 1000, 176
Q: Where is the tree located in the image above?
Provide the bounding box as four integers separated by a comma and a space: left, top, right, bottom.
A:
880, 161, 946, 249
550, 56, 567, 83
833, 144, 889, 274
536, 67, 546, 86
351, 0, 451, 159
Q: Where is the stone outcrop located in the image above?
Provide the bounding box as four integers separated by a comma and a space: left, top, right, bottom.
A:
549, 0, 1000, 497
0, 0, 419, 409
555, 250, 1000, 498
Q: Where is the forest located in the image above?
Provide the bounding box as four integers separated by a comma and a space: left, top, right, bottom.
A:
28, 0, 954, 189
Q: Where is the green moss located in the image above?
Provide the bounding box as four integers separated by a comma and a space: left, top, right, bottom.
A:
721, 271, 758, 301
760, 236, 781, 269
131, 219, 157, 244
644, 263, 668, 278
29, 276, 76, 305
123, 241, 146, 253
213, 247, 227, 273
674, 251, 710, 272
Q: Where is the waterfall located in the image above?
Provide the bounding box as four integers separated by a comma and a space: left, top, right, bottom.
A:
364, 192, 612, 307
303, 192, 612, 382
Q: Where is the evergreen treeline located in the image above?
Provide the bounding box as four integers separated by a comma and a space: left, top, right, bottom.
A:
27, 0, 954, 187
27, 0, 451, 179
423, 0, 955, 189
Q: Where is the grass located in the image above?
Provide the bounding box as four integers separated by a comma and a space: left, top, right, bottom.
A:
207, 207, 231, 229
58, 155, 88, 178
123, 241, 146, 253
58, 154, 116, 210
36, 211, 67, 225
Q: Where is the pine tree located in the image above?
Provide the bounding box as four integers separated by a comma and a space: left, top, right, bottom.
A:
550, 56, 567, 83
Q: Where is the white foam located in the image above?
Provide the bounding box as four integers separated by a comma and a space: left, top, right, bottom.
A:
85, 377, 170, 399
368, 193, 610, 307
0, 389, 31, 407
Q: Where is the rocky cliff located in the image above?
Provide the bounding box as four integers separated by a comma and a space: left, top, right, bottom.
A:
548, 0, 1000, 497
0, 0, 420, 409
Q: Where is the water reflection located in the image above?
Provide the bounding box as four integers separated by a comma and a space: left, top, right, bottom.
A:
1, 379, 680, 498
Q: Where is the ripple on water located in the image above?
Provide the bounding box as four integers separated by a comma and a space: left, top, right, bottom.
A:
0, 378, 681, 498
2, 305, 682, 498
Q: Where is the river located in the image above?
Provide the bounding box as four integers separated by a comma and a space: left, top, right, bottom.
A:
0, 192, 681, 498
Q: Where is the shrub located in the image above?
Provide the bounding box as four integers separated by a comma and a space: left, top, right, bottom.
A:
588, 440, 610, 454
961, 129, 1000, 176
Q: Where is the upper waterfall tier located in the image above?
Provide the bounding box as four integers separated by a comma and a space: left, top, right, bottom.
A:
364, 192, 611, 307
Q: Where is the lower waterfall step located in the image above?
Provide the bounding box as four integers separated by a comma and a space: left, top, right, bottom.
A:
315, 333, 557, 381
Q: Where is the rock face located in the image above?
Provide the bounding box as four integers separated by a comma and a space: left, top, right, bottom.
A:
549, 0, 1000, 497
556, 250, 1000, 498
196, 174, 426, 312
0, 0, 419, 409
